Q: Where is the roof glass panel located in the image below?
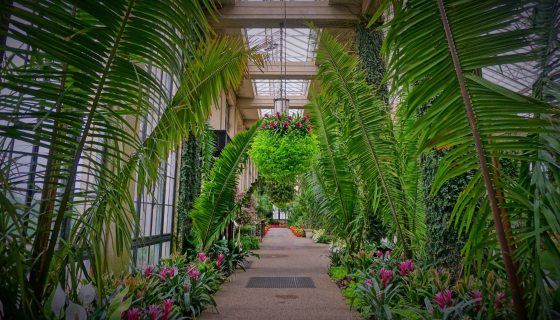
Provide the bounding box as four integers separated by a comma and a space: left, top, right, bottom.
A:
253, 79, 309, 96
245, 28, 318, 62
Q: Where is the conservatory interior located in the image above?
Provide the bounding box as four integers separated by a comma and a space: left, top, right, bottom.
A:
0, 0, 559, 319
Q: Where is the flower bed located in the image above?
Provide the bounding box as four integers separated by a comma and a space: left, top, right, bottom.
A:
48, 241, 256, 320
289, 225, 305, 237
328, 243, 515, 319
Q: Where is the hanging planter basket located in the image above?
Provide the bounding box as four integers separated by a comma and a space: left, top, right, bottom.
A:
249, 112, 319, 181
263, 179, 295, 207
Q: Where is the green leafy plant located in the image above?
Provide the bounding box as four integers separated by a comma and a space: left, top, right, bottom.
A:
240, 235, 261, 251
249, 112, 319, 181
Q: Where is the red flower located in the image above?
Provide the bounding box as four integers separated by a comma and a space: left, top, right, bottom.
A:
307, 124, 313, 132
276, 112, 281, 119
303, 114, 310, 122
270, 121, 277, 128
283, 121, 289, 128
295, 121, 302, 128
288, 115, 293, 120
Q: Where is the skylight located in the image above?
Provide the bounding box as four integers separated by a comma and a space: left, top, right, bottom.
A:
245, 28, 318, 62
253, 79, 309, 96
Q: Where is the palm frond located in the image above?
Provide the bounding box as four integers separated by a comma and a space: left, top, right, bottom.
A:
191, 122, 260, 251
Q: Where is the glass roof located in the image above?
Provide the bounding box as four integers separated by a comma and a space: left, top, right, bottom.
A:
259, 109, 303, 118
245, 28, 318, 62
253, 79, 309, 96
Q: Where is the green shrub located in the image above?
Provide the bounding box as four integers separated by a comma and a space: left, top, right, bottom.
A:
329, 266, 348, 282
240, 235, 260, 250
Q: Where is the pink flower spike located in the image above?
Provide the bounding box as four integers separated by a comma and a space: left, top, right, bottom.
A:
434, 290, 453, 309
470, 290, 483, 311
144, 265, 154, 277
276, 112, 281, 119
296, 121, 302, 128
197, 252, 208, 262
495, 291, 506, 310
159, 268, 168, 278
379, 268, 394, 288
216, 253, 225, 267
187, 265, 200, 281
363, 278, 373, 287
125, 308, 141, 320
398, 260, 414, 276
270, 121, 277, 128
161, 299, 174, 320
283, 121, 289, 128
376, 250, 383, 257
147, 305, 160, 320
303, 114, 310, 121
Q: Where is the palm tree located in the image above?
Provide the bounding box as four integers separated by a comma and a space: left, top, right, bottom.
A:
380, 1, 560, 318
307, 31, 425, 258
0, 0, 263, 315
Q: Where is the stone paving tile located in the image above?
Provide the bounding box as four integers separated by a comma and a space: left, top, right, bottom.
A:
199, 228, 360, 320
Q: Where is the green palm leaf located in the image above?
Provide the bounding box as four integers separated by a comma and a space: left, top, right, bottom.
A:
191, 122, 260, 251
315, 31, 413, 258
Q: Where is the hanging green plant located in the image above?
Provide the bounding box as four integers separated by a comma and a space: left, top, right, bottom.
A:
249, 112, 319, 181
263, 179, 295, 207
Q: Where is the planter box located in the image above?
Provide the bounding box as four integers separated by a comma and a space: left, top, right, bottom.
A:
304, 229, 313, 238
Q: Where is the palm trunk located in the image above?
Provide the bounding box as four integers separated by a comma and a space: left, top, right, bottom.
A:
436, 1, 527, 318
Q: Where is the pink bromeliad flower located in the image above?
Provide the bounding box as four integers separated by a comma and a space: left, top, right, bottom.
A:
303, 114, 310, 122
125, 308, 141, 320
144, 265, 154, 277
187, 265, 200, 281
147, 305, 160, 320
270, 121, 277, 128
470, 290, 483, 311
434, 290, 453, 309
398, 260, 414, 276
295, 121, 302, 128
495, 291, 506, 310
161, 299, 174, 320
276, 112, 281, 119
379, 268, 394, 287
376, 250, 383, 257
283, 121, 290, 128
363, 278, 374, 287
216, 253, 225, 267
197, 252, 208, 262
159, 268, 168, 278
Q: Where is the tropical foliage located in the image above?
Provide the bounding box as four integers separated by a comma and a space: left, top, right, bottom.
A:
0, 0, 264, 316
303, 31, 425, 256
378, 1, 560, 318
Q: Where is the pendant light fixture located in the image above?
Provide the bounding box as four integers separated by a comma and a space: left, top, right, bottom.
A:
273, 0, 289, 114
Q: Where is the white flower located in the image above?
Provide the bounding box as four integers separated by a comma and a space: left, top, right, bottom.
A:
51, 283, 66, 317
78, 283, 96, 307
65, 302, 87, 320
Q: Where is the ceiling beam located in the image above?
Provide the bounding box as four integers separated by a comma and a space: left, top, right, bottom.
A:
237, 95, 309, 109
248, 61, 317, 80
214, 2, 360, 29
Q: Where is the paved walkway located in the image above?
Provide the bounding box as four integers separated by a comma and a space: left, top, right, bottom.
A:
200, 228, 359, 320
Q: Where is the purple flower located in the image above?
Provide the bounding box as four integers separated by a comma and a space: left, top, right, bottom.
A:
147, 305, 160, 320
159, 268, 168, 278
125, 308, 141, 320
161, 299, 174, 320
276, 112, 281, 119
379, 268, 393, 287
143, 265, 154, 277
187, 265, 200, 281
398, 260, 414, 277
495, 291, 506, 310
434, 290, 453, 309
197, 252, 208, 262
470, 290, 483, 311
363, 278, 374, 287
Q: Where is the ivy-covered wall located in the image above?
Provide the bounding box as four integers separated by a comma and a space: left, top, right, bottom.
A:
421, 148, 470, 274
356, 18, 388, 242
177, 133, 202, 253
356, 19, 388, 101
